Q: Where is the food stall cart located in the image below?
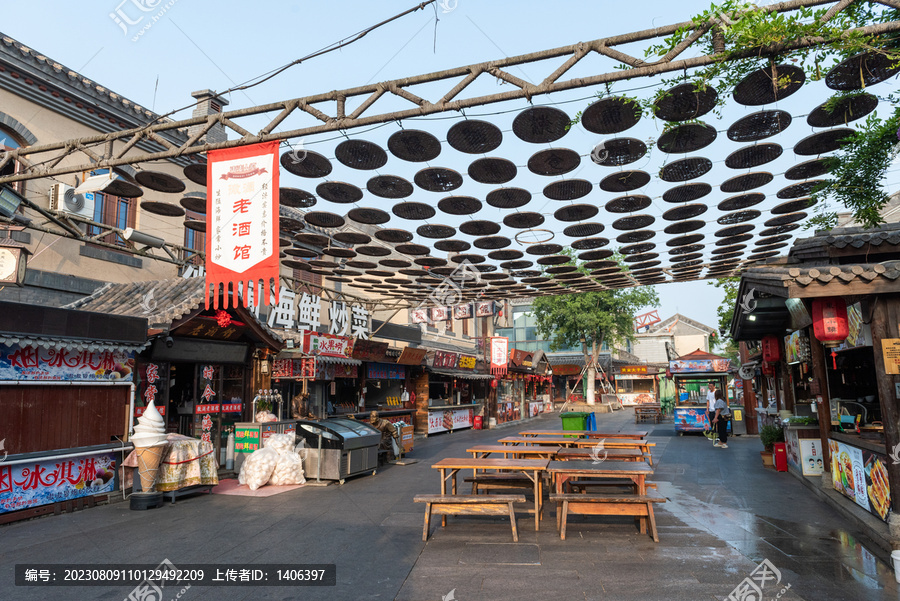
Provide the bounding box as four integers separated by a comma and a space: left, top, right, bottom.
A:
614, 367, 658, 407
294, 418, 381, 483
669, 350, 731, 434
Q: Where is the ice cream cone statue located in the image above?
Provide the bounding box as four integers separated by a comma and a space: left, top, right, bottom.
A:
131, 400, 168, 492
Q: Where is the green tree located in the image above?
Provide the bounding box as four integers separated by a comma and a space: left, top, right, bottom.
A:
709, 277, 741, 364
531, 254, 659, 403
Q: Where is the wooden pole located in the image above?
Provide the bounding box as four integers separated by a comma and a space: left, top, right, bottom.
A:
867, 295, 900, 547
809, 327, 834, 471
739, 342, 759, 435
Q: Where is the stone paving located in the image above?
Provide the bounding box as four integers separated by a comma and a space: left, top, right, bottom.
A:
1, 409, 897, 601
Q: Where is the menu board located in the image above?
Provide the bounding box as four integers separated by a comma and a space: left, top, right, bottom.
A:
235, 426, 260, 453
828, 439, 891, 522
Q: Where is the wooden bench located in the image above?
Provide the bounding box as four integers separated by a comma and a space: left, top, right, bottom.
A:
550, 491, 666, 542
566, 479, 658, 494
464, 473, 535, 494
634, 406, 661, 424
414, 494, 526, 541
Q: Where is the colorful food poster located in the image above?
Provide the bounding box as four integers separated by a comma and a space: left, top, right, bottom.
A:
800, 440, 825, 476
674, 407, 709, 431
427, 408, 473, 434
828, 439, 891, 521
0, 452, 117, 514
0, 344, 134, 381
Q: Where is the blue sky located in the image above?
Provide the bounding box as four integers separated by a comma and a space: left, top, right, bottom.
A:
4, 1, 898, 336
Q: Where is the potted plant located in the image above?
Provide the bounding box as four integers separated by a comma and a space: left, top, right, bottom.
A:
759, 424, 784, 468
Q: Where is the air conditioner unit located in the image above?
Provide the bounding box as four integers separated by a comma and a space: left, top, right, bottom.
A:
49, 183, 95, 219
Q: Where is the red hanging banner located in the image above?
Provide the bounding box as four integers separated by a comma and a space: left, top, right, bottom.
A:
490, 336, 508, 376
205, 141, 280, 309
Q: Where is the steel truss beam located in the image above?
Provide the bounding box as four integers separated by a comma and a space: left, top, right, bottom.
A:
1, 0, 897, 185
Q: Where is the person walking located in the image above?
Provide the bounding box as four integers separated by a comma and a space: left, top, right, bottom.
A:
706, 383, 718, 443
712, 389, 731, 449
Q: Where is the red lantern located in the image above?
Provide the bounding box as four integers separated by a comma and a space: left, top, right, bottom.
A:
491, 378, 498, 389
761, 335, 781, 363
812, 297, 850, 368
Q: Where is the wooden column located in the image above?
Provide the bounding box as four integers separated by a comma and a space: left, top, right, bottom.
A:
868, 295, 900, 544
780, 361, 793, 414
739, 342, 759, 435
809, 328, 834, 472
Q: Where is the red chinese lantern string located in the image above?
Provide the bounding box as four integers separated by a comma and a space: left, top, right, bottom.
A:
811, 297, 849, 369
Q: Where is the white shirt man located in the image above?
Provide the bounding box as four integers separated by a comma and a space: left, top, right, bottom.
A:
706, 384, 718, 442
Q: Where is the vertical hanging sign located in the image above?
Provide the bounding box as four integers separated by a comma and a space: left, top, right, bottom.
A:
490, 337, 508, 376
206, 141, 280, 309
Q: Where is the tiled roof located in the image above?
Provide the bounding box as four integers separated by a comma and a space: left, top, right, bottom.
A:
790, 221, 900, 262
743, 261, 900, 289
0, 33, 178, 129
0, 333, 147, 353
63, 277, 282, 343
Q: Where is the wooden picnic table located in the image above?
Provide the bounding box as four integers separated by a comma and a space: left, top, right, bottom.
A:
634, 405, 662, 424
556, 447, 646, 462
567, 439, 656, 465
431, 458, 549, 531
467, 445, 563, 460
519, 430, 648, 439
546, 460, 659, 541
498, 435, 580, 447
547, 460, 653, 496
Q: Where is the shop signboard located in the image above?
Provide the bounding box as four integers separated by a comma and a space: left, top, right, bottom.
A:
367, 362, 405, 380
205, 140, 280, 310
457, 355, 476, 371
669, 358, 730, 373
0, 451, 117, 514
552, 364, 581, 376
475, 301, 496, 317
454, 303, 473, 319
0, 344, 135, 382
351, 340, 388, 363
509, 349, 533, 368
195, 404, 220, 414
828, 439, 891, 522
272, 359, 292, 378
529, 401, 543, 417
620, 365, 648, 375
396, 347, 427, 366
410, 308, 428, 324
302, 331, 353, 359
220, 403, 242, 413
136, 362, 163, 416
881, 339, 900, 375
490, 337, 508, 375
135, 405, 166, 417
427, 407, 474, 433
333, 363, 358, 379
430, 306, 451, 322
432, 351, 459, 369
234, 426, 260, 453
